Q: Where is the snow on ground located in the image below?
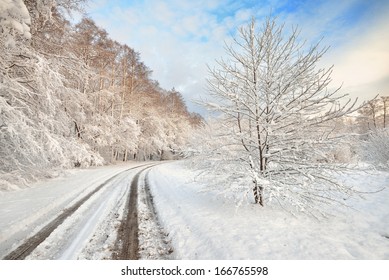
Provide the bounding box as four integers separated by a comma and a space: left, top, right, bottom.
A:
25, 169, 133, 260
137, 171, 173, 259
0, 162, 144, 259
1, 160, 388, 260
147, 161, 389, 259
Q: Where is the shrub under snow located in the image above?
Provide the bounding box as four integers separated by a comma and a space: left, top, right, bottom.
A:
361, 129, 389, 169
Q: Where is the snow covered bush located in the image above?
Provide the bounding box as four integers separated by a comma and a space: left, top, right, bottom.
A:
199, 17, 363, 215
360, 129, 389, 169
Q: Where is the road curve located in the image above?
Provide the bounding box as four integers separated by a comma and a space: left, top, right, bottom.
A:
1, 162, 158, 260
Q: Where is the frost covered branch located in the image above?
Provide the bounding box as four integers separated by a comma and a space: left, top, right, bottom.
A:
195, 17, 365, 214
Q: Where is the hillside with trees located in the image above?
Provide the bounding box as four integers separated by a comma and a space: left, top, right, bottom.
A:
0, 0, 202, 189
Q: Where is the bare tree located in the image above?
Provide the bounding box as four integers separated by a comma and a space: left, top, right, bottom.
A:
358, 99, 380, 131
357, 95, 389, 132
204, 17, 362, 212
381, 96, 388, 129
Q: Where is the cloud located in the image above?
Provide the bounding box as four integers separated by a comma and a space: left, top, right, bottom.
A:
85, 0, 389, 114
87, 0, 238, 113
322, 3, 389, 101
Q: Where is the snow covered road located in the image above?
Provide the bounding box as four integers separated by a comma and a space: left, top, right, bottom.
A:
2, 160, 388, 260
0, 162, 160, 260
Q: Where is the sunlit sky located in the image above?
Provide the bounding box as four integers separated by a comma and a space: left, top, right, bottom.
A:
84, 0, 389, 114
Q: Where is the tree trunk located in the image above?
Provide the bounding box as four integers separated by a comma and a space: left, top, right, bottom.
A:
74, 121, 82, 138
384, 100, 387, 128
252, 179, 264, 206
123, 149, 128, 161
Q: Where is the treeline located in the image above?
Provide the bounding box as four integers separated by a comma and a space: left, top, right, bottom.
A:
357, 97, 389, 132
0, 0, 202, 177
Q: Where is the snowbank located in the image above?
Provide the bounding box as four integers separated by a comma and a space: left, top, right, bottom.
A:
148, 161, 389, 259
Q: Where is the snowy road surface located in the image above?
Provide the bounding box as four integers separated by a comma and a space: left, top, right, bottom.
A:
1, 160, 389, 260
0, 162, 166, 260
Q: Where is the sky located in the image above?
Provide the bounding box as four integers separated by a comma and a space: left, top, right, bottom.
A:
83, 0, 389, 115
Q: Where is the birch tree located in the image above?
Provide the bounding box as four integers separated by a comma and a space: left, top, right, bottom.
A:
205, 17, 361, 212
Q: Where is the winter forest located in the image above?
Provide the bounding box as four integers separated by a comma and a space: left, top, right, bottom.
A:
0, 0, 203, 188
1, 0, 389, 205
1, 0, 389, 262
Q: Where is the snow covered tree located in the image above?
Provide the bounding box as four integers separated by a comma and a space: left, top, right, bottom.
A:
356, 96, 389, 168
204, 17, 362, 212
383, 96, 389, 129
357, 95, 389, 132
0, 0, 31, 46
0, 0, 103, 189
1, 1, 199, 190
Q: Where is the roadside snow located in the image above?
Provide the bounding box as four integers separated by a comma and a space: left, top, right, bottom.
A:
147, 161, 389, 259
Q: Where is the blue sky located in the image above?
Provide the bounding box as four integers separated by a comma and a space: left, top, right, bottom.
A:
84, 0, 389, 114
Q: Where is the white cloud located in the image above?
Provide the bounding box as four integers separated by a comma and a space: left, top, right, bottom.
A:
86, 0, 389, 113
322, 5, 389, 101
88, 0, 235, 114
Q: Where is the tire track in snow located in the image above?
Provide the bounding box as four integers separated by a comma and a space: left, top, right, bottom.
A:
2, 163, 155, 260
56, 176, 126, 260
138, 171, 173, 259
112, 164, 164, 259
112, 169, 143, 260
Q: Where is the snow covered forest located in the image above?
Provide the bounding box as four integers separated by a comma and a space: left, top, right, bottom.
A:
0, 1, 388, 211
0, 1, 389, 262
0, 0, 202, 189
